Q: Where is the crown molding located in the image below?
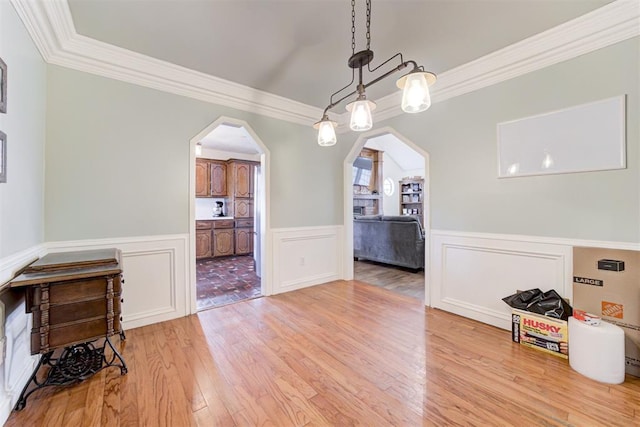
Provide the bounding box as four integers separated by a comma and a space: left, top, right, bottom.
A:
372, 0, 640, 123
10, 0, 640, 129
10, 0, 324, 127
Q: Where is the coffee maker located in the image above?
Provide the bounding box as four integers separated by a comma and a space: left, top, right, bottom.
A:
213, 201, 224, 217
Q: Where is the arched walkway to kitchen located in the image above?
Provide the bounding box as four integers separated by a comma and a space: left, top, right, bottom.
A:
188, 116, 271, 313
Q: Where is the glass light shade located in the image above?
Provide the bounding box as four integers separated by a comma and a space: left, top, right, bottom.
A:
541, 152, 554, 169
400, 72, 431, 113
316, 120, 337, 146
346, 99, 376, 131
195, 143, 202, 156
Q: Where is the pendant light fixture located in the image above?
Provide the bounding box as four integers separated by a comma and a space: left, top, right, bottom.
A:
314, 0, 436, 146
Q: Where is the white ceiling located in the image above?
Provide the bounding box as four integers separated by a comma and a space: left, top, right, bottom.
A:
200, 123, 260, 154
67, 0, 611, 110
365, 133, 423, 171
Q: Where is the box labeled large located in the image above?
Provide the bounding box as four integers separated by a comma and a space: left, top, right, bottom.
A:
511, 309, 568, 358
573, 247, 640, 377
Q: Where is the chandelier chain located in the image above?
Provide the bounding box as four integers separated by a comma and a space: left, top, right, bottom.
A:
366, 0, 371, 50
351, 0, 356, 55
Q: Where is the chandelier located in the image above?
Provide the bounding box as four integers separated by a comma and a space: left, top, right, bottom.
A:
313, 0, 437, 146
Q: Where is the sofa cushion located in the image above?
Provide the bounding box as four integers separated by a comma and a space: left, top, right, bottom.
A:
353, 215, 425, 269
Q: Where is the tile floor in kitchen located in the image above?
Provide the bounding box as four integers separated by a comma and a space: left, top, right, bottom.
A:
196, 255, 261, 311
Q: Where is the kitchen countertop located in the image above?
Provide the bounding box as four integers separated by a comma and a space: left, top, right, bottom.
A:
196, 216, 234, 221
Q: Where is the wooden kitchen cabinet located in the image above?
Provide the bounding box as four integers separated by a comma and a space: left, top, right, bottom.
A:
234, 199, 253, 218
196, 221, 213, 259
235, 227, 253, 255
196, 230, 212, 259
210, 161, 227, 196
213, 229, 234, 257
228, 161, 253, 198
196, 159, 258, 258
197, 159, 227, 197
195, 158, 210, 197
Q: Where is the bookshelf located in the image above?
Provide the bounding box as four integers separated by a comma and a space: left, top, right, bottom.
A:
399, 177, 424, 220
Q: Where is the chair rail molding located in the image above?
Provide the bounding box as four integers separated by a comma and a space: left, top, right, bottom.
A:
11, 0, 639, 128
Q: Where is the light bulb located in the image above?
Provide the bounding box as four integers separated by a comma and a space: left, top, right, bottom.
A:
401, 73, 431, 113
347, 99, 375, 131
317, 120, 337, 146
195, 143, 202, 156
541, 152, 554, 169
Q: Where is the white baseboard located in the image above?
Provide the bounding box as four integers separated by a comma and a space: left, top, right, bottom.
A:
46, 234, 189, 330
429, 229, 639, 330
271, 226, 343, 294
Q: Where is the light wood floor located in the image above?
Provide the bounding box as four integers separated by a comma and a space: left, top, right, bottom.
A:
7, 280, 640, 426
354, 259, 425, 301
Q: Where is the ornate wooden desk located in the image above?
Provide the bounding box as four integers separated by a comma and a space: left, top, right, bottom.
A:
9, 248, 127, 410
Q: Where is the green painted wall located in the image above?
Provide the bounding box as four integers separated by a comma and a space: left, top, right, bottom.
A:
0, 2, 47, 258
45, 66, 350, 241
382, 38, 639, 242
45, 38, 639, 244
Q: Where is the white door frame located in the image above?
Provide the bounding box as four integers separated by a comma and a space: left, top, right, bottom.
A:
342, 126, 432, 306
188, 116, 272, 314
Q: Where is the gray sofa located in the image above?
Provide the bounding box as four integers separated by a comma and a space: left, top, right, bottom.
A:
353, 215, 425, 270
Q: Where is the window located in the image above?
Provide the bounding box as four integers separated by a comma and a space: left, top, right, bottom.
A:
383, 178, 394, 196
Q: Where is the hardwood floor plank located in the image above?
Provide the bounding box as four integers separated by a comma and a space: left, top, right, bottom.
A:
80, 371, 107, 427
354, 259, 425, 300
6, 279, 640, 426
159, 322, 208, 412
117, 332, 140, 427
59, 378, 94, 426
101, 366, 121, 426
240, 301, 421, 425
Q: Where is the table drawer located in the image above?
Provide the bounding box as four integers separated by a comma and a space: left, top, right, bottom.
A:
35, 297, 122, 327
27, 276, 122, 308
32, 316, 122, 353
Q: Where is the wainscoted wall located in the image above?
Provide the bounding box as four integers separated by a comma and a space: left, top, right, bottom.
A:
271, 226, 343, 294
46, 234, 189, 330
429, 230, 640, 330
0, 244, 46, 422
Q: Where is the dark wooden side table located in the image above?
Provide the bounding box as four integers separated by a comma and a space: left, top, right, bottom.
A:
9, 248, 128, 410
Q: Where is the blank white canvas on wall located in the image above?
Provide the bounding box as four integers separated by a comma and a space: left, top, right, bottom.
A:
497, 96, 626, 178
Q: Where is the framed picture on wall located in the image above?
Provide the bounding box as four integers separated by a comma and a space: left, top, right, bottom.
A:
0, 131, 6, 183
0, 57, 6, 113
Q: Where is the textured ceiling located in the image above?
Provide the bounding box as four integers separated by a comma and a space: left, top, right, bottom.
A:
67, 0, 611, 110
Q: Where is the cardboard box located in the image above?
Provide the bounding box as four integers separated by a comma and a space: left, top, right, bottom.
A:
511, 309, 568, 358
573, 247, 640, 377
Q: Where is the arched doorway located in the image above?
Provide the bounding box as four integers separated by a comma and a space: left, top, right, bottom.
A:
343, 127, 431, 305
188, 116, 271, 313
